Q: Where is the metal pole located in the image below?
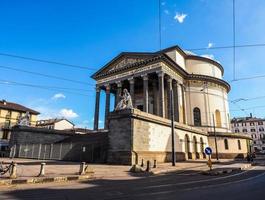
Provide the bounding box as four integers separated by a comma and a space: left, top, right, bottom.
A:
212, 114, 219, 160
171, 89, 176, 166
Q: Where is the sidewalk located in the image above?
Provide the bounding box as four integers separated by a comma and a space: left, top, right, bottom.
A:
0, 158, 252, 185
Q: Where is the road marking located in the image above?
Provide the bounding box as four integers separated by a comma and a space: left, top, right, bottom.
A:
143, 167, 254, 189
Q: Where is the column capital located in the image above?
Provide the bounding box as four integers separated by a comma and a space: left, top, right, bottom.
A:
166, 76, 173, 83
141, 73, 149, 80
116, 81, 122, 88
104, 84, 111, 92
128, 77, 135, 84
95, 86, 101, 92
156, 71, 164, 77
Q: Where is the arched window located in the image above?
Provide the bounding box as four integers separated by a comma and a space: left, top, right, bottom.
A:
224, 139, 229, 150
243, 129, 247, 133
193, 107, 201, 126
235, 128, 239, 133
215, 110, 222, 127
237, 140, 241, 150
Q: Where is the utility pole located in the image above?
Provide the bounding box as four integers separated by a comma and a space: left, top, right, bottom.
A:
212, 114, 219, 160
171, 89, 176, 166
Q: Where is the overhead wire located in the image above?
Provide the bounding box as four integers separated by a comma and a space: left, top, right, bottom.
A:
0, 64, 93, 86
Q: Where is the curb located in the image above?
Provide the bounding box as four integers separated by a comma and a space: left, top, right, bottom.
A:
149, 164, 207, 175
201, 163, 252, 176
0, 173, 93, 186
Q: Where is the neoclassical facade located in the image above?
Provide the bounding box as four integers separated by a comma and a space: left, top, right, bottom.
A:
92, 45, 251, 164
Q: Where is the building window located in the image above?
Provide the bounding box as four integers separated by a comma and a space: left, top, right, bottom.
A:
258, 121, 263, 125
259, 127, 264, 132
215, 110, 222, 127
193, 107, 201, 126
243, 129, 247, 133
235, 128, 239, 133
224, 139, 229, 150
251, 128, 256, 132
238, 140, 241, 150
250, 122, 255, 126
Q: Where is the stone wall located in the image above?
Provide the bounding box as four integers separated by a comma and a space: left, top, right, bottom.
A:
108, 109, 209, 165
9, 126, 108, 163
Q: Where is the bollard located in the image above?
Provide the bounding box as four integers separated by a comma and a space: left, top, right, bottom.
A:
38, 163, 46, 177
140, 159, 144, 167
79, 162, 86, 175
10, 162, 17, 179
153, 160, 157, 168
146, 160, 150, 172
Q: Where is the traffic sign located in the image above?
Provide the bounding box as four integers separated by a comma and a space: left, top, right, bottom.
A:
205, 147, 212, 155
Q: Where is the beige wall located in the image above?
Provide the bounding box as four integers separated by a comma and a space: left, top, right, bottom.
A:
54, 120, 74, 130
185, 59, 222, 79
185, 81, 230, 132
208, 136, 249, 158
132, 116, 209, 154
165, 50, 186, 70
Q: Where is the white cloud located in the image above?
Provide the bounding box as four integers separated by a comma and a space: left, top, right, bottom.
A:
59, 109, 78, 119
201, 54, 215, 60
207, 42, 214, 48
164, 10, 169, 15
174, 13, 187, 23
161, 2, 166, 6
52, 93, 66, 100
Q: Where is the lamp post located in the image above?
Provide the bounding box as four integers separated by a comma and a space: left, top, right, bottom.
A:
170, 89, 176, 166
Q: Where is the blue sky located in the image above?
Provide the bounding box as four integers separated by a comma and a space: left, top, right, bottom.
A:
1, 0, 265, 128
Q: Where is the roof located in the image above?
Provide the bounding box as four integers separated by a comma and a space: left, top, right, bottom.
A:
91, 45, 224, 80
0, 100, 40, 115
36, 118, 75, 126
231, 117, 265, 123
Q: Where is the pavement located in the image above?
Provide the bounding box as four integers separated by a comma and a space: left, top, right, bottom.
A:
0, 158, 252, 185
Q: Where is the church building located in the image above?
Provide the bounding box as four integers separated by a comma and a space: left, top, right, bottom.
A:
91, 45, 251, 165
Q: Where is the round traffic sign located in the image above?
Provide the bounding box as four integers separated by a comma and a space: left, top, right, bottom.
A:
205, 147, 212, 155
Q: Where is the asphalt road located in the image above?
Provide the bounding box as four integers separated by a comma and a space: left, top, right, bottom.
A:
1, 164, 265, 200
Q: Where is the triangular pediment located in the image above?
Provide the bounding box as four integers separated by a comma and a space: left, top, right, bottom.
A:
92, 53, 157, 79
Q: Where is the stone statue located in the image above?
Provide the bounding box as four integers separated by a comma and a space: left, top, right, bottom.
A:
115, 89, 133, 111
18, 111, 30, 126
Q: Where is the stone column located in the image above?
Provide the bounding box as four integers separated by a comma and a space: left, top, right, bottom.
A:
173, 81, 179, 122
181, 84, 187, 124
115, 81, 122, 107
157, 71, 165, 118
142, 74, 149, 113
94, 86, 101, 130
104, 84, 110, 129
128, 77, 135, 107
152, 80, 157, 115
166, 77, 172, 119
